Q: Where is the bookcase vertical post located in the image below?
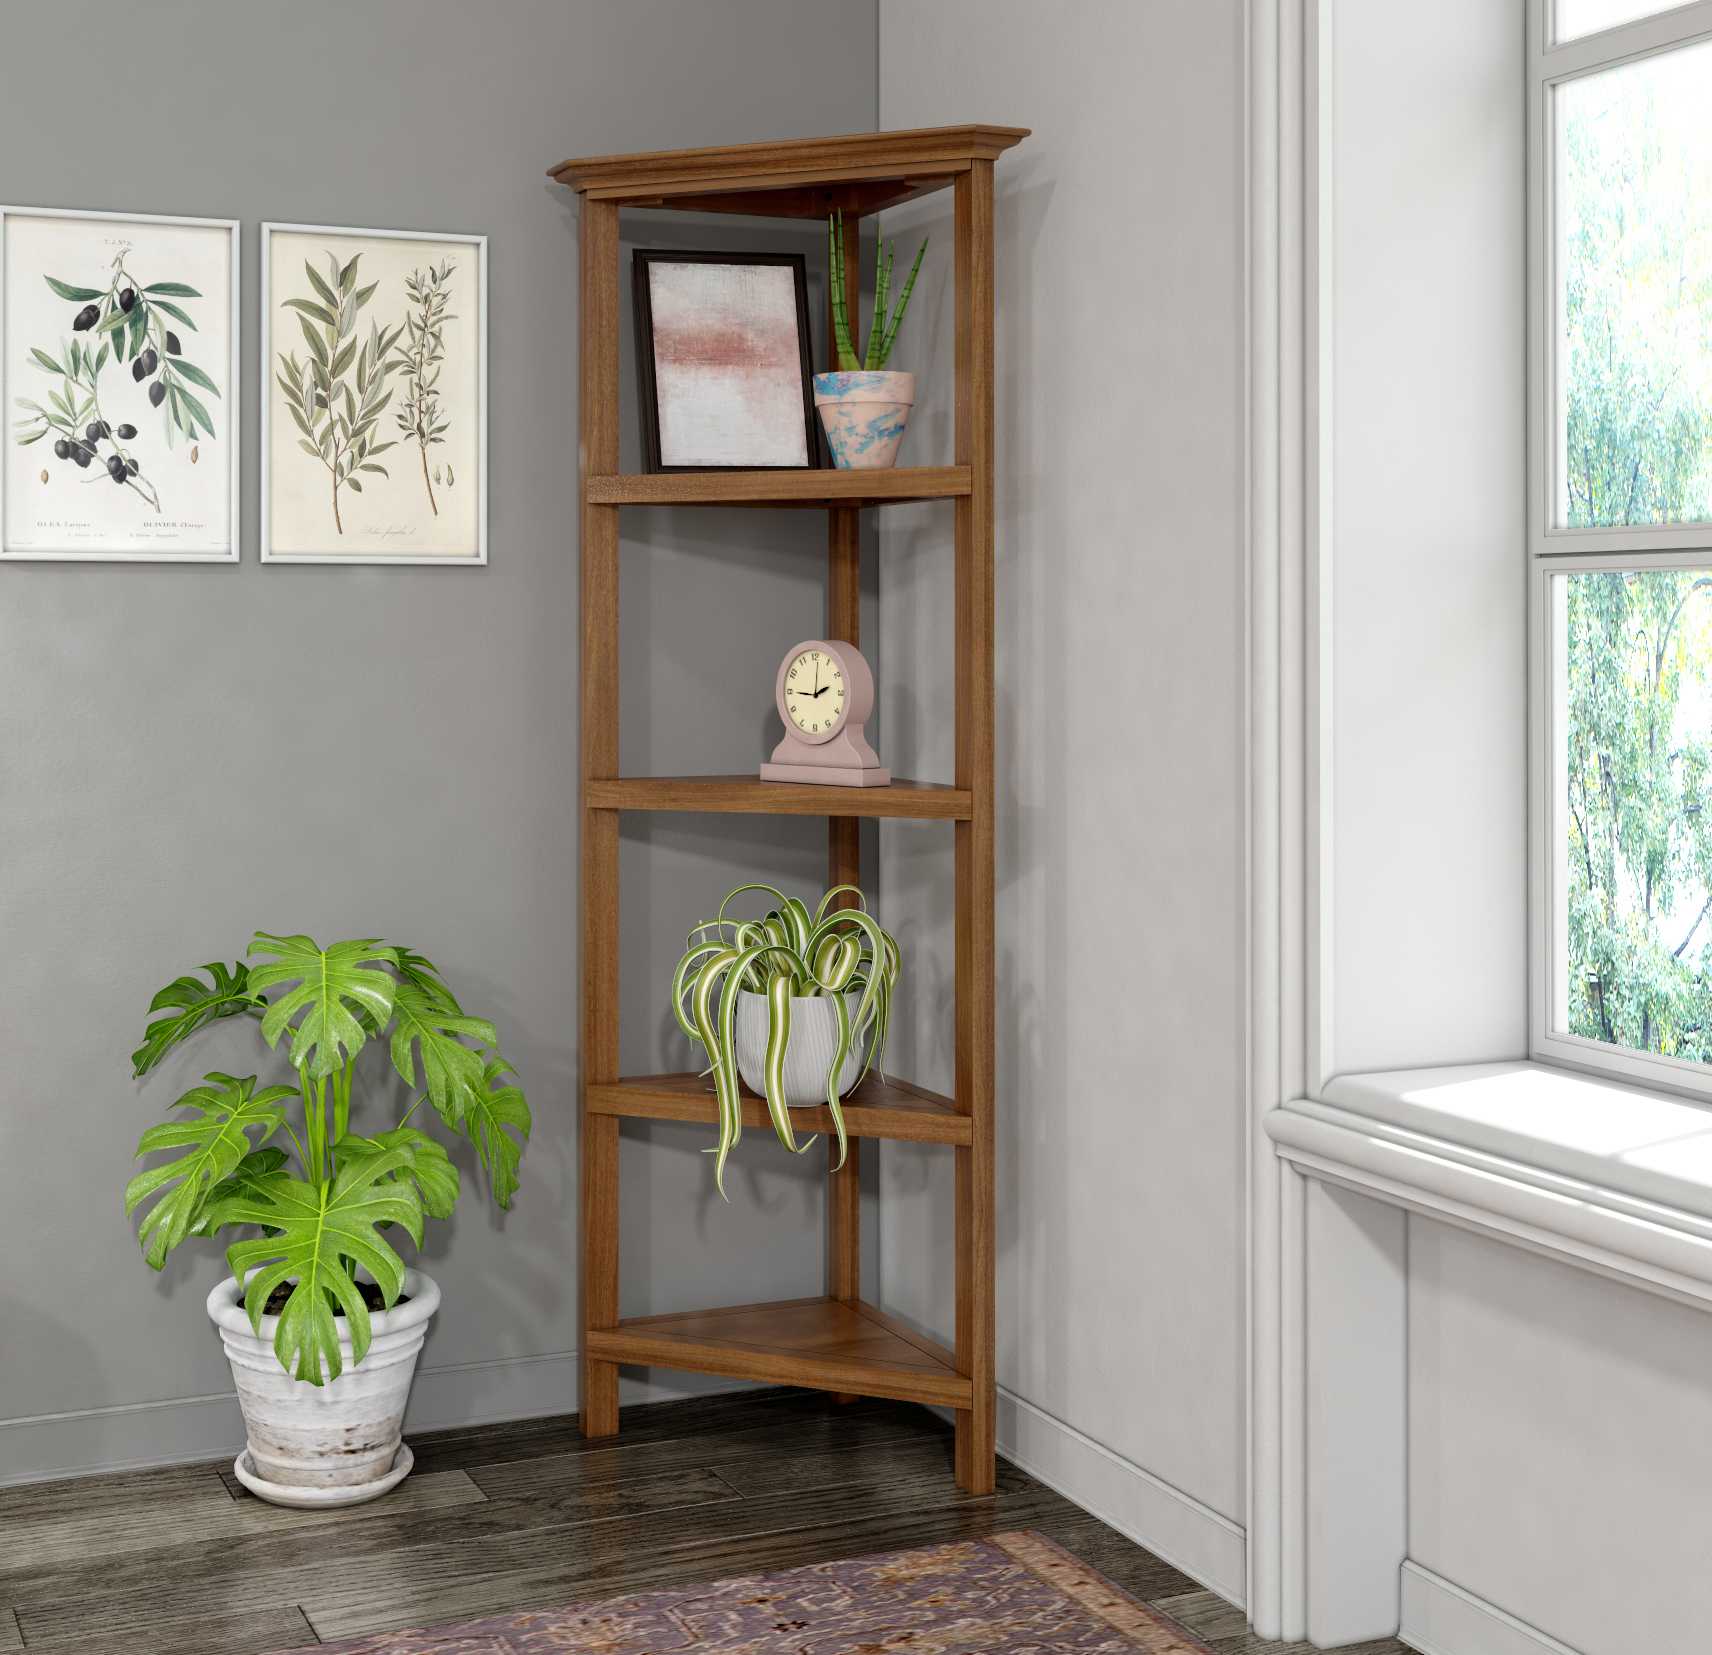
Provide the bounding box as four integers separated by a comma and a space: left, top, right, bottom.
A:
952, 160, 997, 1495
826, 207, 864, 1356
580, 195, 623, 1439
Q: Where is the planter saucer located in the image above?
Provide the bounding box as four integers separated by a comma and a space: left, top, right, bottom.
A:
232, 1442, 414, 1510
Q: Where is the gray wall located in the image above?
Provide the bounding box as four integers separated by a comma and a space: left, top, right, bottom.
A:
877, 0, 1251, 1572
0, 0, 878, 1482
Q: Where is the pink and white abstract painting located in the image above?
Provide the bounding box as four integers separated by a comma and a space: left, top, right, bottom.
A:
644, 259, 810, 467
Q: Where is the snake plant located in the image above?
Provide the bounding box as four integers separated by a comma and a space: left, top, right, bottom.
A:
828, 210, 928, 372
125, 933, 530, 1385
672, 883, 900, 1197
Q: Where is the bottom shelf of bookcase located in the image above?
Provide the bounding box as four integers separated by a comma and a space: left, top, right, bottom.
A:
584, 1295, 972, 1409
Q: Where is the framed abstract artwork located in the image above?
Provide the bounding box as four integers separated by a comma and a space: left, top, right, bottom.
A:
261, 222, 487, 565
2, 205, 240, 562
632, 251, 816, 471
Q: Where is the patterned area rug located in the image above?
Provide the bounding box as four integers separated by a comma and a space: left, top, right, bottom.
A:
291, 1531, 1214, 1653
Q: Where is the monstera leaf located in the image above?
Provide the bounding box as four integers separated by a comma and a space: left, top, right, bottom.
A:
338, 1126, 460, 1219
393, 947, 459, 1009
125, 1074, 293, 1268
246, 933, 398, 1079
191, 1146, 288, 1235
131, 962, 265, 1077
463, 1054, 532, 1210
207, 1150, 423, 1383
389, 978, 495, 1127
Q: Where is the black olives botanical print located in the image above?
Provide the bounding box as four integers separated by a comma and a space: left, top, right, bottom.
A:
11, 254, 220, 514
274, 251, 403, 536
389, 259, 456, 516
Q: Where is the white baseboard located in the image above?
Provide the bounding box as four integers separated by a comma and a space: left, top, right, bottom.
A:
0, 1350, 752, 1487
995, 1386, 1248, 1609
1401, 1562, 1585, 1655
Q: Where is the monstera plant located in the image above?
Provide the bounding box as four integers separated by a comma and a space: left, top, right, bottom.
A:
127, 933, 530, 1388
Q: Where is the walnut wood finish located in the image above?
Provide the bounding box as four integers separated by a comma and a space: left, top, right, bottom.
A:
586, 466, 970, 506
564, 128, 1018, 1493
579, 195, 622, 1441
587, 1072, 970, 1145
952, 162, 998, 1495
586, 1300, 971, 1409
825, 208, 864, 1383
585, 776, 970, 819
548, 124, 1029, 213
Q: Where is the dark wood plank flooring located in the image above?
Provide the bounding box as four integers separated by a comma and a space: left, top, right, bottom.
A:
0, 1388, 1408, 1653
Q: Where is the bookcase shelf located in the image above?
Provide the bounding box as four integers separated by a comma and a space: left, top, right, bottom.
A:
558, 122, 1026, 1496
586, 776, 970, 819
589, 1071, 970, 1145
586, 1298, 970, 1410
585, 466, 971, 507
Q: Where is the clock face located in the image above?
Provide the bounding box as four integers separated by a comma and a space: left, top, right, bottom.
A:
782, 646, 847, 739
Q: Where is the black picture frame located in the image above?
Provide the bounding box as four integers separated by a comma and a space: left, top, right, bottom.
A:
632, 250, 819, 472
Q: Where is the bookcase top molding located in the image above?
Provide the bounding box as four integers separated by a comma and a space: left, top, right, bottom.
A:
548, 122, 1029, 217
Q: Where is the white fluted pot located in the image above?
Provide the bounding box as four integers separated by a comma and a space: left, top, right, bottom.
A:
206, 1268, 438, 1501
734, 990, 866, 1106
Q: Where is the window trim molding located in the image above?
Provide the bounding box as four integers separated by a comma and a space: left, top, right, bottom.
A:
1267, 1072, 1712, 1313
1526, 0, 1712, 1101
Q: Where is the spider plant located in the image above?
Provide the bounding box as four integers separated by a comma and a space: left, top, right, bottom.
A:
671, 883, 900, 1197
126, 932, 530, 1385
827, 208, 928, 372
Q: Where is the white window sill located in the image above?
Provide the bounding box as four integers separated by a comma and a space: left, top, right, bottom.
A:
1264, 1061, 1712, 1309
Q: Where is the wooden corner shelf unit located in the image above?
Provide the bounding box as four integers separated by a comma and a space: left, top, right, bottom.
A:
553, 123, 1026, 1495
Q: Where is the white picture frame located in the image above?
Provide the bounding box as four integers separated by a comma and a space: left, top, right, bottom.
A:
261, 222, 488, 566
1, 205, 240, 563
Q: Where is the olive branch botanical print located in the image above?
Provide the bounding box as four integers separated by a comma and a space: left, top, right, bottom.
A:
274, 252, 402, 535
389, 259, 455, 516
12, 252, 220, 513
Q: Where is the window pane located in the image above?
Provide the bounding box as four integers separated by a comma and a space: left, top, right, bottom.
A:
1556, 0, 1692, 41
1560, 570, 1712, 1062
1557, 42, 1712, 527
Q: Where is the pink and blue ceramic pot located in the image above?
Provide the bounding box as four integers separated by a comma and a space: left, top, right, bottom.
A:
813, 370, 916, 469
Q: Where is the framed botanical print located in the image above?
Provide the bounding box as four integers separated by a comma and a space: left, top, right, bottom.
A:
262, 222, 487, 565
633, 251, 816, 471
2, 205, 240, 562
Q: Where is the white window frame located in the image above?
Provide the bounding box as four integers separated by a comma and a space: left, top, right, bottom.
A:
1529, 0, 1712, 1098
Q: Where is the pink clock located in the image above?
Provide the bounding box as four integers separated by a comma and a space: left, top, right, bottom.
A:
760, 638, 890, 788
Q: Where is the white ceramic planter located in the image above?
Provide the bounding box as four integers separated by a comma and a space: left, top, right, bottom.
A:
206, 1268, 439, 1505
734, 989, 866, 1105
813, 370, 916, 469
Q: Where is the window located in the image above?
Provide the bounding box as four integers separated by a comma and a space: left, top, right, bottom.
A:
1556, 39, 1712, 527
1533, 1, 1712, 1092
1555, 0, 1704, 43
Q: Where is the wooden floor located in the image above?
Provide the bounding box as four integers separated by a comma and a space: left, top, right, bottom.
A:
0, 1387, 1409, 1654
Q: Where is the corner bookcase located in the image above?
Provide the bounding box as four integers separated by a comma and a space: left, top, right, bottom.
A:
551, 123, 1027, 1494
